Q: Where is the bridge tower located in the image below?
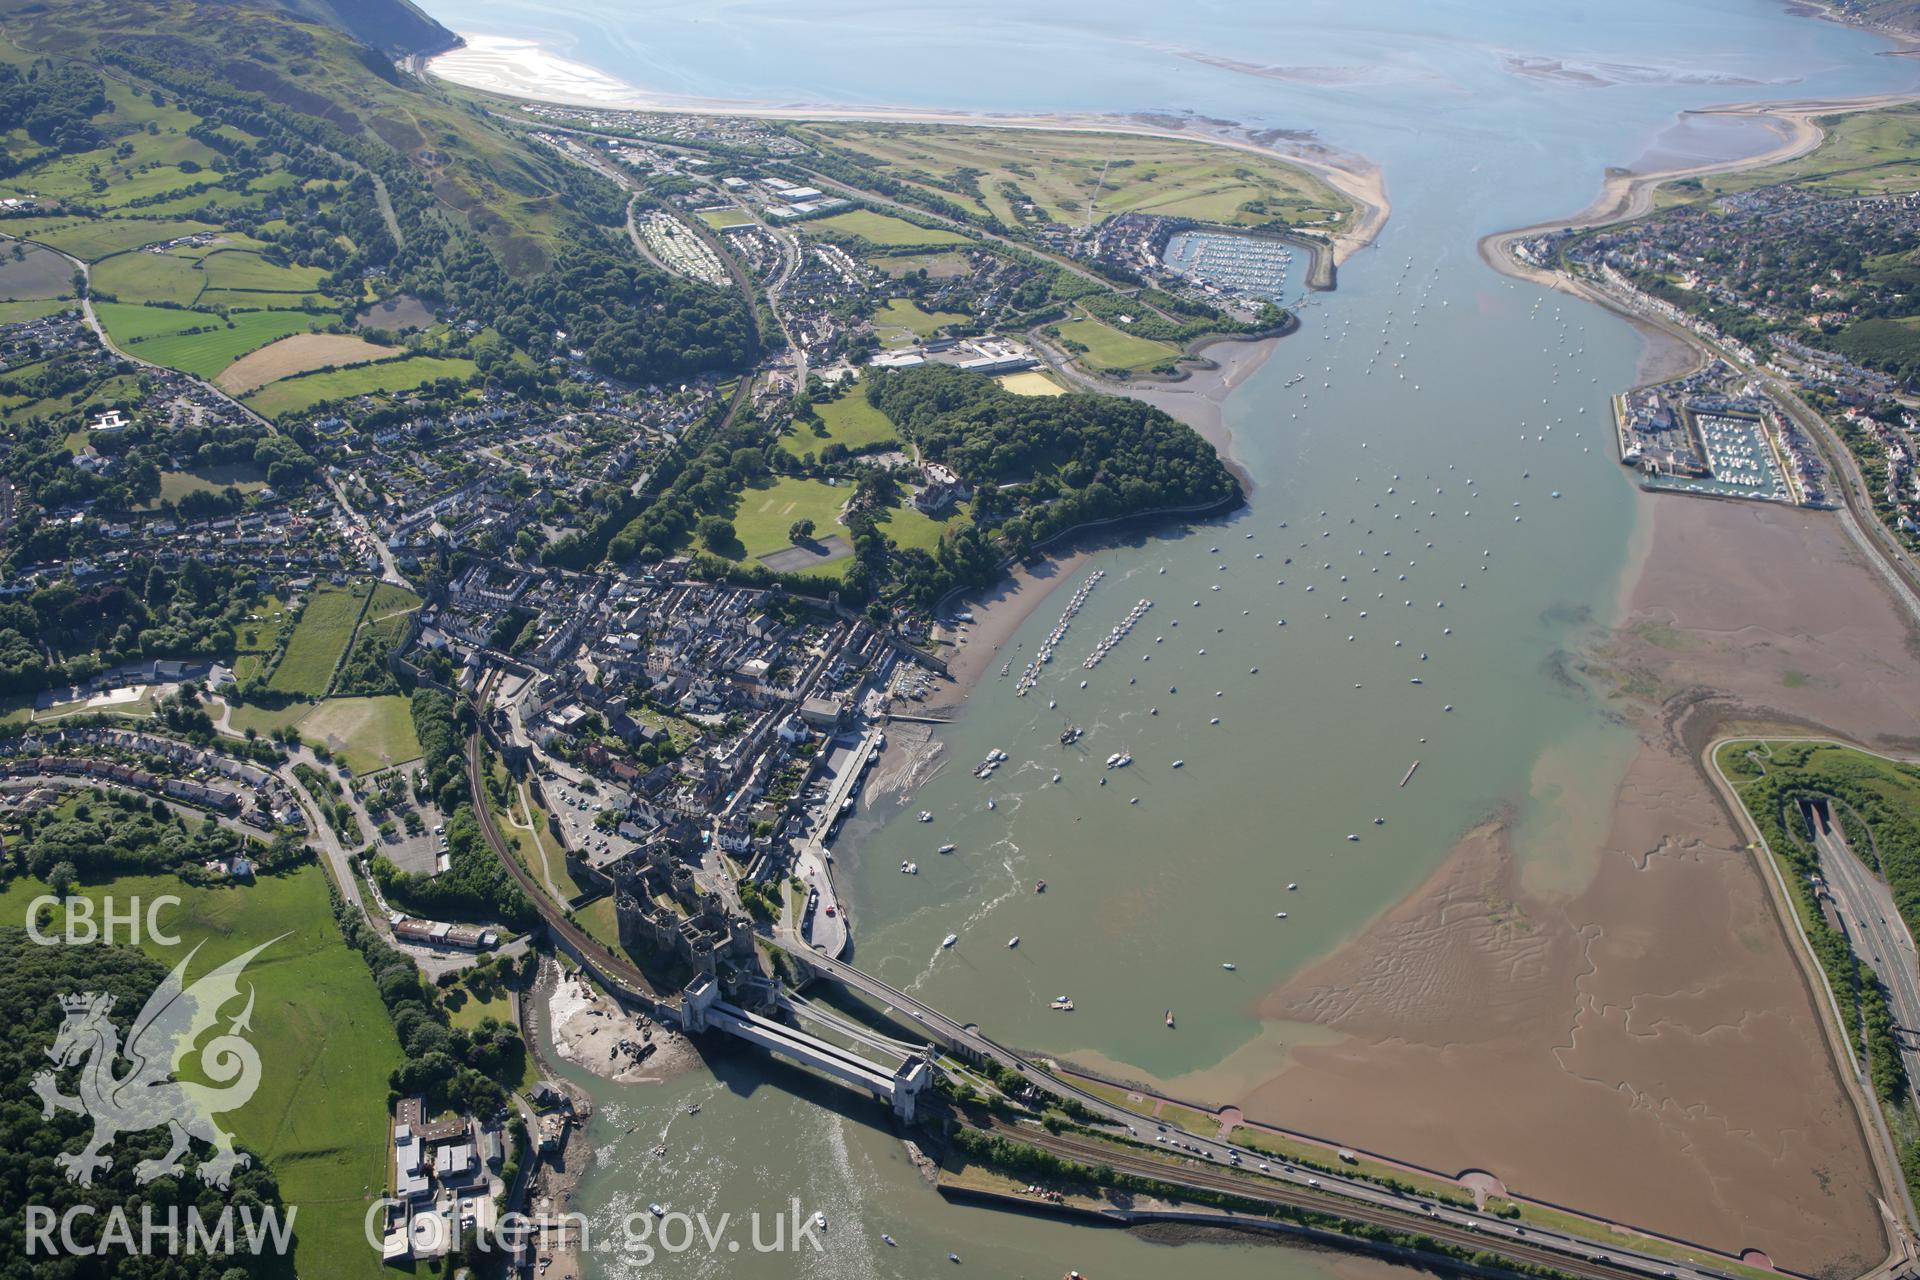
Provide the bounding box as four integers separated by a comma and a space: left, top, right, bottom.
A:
891, 1054, 932, 1123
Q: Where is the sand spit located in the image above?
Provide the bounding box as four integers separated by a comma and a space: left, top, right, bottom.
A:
1481, 91, 1920, 289
1214, 495, 1920, 1276
424, 34, 1386, 265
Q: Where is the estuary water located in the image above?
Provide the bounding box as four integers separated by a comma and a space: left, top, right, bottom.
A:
420, 1, 1917, 1275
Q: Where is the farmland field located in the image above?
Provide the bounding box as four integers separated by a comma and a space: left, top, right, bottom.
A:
267, 582, 368, 696
803, 208, 969, 247
199, 248, 328, 293
219, 333, 399, 393
7, 217, 217, 261
0, 298, 74, 325
0, 243, 74, 299
0, 868, 405, 1280
245, 355, 477, 417
92, 249, 206, 305
112, 308, 333, 379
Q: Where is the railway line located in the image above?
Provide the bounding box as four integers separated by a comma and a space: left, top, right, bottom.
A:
994, 1122, 1706, 1280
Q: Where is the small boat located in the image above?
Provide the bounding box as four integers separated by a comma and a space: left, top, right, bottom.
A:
1171, 759, 1184, 769
942, 933, 958, 948
1165, 1009, 1175, 1028
950, 1254, 961, 1264
1007, 936, 1020, 948
1221, 962, 1237, 971
1347, 834, 1360, 842
938, 843, 956, 854
686, 1104, 700, 1115
1050, 995, 1074, 1010
1035, 880, 1047, 893
918, 811, 934, 823
987, 798, 996, 810
1275, 911, 1288, 919
882, 1234, 896, 1246
814, 1212, 827, 1230
650, 1203, 666, 1217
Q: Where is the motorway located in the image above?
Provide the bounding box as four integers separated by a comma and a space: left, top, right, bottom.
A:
762, 936, 1754, 1280
1808, 801, 1920, 1101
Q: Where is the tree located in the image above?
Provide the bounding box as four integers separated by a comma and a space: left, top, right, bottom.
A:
788, 518, 816, 543
46, 859, 76, 897
697, 515, 736, 553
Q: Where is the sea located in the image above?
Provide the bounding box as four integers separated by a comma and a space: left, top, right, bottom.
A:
417, 2, 1918, 1275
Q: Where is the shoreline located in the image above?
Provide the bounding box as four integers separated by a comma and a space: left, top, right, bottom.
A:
423, 33, 1387, 266
1479, 90, 1920, 287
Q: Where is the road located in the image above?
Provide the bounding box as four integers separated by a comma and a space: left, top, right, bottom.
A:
1706, 737, 1920, 1271
989, 1121, 1708, 1280
1809, 801, 1920, 1102
1, 233, 412, 590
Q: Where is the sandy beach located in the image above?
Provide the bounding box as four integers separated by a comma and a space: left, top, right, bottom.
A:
548, 969, 704, 1083
424, 34, 1387, 265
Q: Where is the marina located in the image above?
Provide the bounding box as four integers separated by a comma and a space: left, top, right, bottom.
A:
1162, 228, 1300, 302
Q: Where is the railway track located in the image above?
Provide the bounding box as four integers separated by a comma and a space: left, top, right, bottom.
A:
993, 1122, 1695, 1280
462, 715, 669, 1008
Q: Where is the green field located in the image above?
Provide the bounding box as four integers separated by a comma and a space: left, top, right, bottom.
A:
0, 242, 75, 299
872, 297, 969, 345
153, 460, 269, 506
0, 868, 405, 1280
102, 306, 330, 378
872, 498, 969, 554
872, 251, 972, 278
784, 386, 899, 455
199, 249, 328, 293
698, 207, 753, 230
793, 123, 1352, 231
268, 582, 368, 696
731, 475, 853, 559
1053, 308, 1181, 373
245, 355, 478, 418
296, 696, 421, 774
804, 208, 970, 247
92, 249, 207, 305
0, 297, 75, 325
5, 216, 218, 261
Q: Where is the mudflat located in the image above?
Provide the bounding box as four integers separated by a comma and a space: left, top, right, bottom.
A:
1212, 494, 1920, 1275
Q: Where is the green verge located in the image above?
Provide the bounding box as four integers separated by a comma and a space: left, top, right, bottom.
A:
0, 868, 404, 1280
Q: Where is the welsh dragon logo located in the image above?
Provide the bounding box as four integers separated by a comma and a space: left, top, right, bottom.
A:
32, 937, 283, 1189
